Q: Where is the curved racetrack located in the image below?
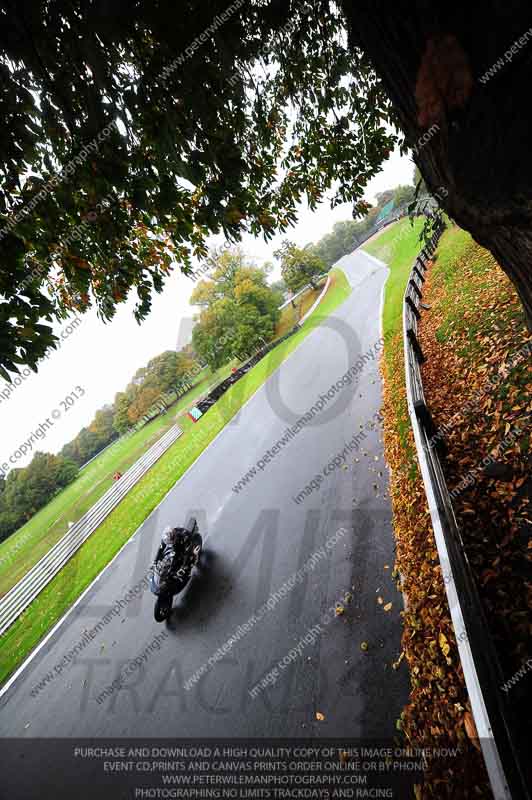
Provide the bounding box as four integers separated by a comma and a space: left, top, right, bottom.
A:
0, 249, 409, 793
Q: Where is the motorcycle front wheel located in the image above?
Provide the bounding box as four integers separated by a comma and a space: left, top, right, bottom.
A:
154, 594, 172, 622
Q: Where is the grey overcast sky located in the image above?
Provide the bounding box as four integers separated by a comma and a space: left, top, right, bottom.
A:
0, 147, 414, 470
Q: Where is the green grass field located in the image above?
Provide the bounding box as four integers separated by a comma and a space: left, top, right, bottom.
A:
423, 224, 484, 353
362, 217, 428, 459
0, 362, 235, 597
363, 217, 426, 339
0, 268, 350, 687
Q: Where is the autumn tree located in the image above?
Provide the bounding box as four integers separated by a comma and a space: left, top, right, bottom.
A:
1, 0, 531, 382
143, 352, 178, 394
275, 240, 325, 292
191, 248, 279, 368
127, 387, 161, 426
0, 1, 393, 378
175, 348, 200, 388
190, 247, 249, 309
0, 453, 78, 540
141, 349, 200, 399
112, 392, 132, 435
60, 404, 117, 466
89, 407, 116, 444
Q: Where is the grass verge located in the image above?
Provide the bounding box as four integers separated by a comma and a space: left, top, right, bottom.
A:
0, 268, 350, 687
363, 216, 425, 460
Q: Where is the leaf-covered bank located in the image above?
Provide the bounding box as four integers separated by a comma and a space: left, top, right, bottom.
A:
377, 223, 490, 798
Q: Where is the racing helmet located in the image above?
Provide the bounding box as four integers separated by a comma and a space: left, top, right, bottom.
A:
162, 525, 175, 546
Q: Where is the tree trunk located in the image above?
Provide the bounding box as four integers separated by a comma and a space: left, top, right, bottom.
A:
341, 0, 532, 329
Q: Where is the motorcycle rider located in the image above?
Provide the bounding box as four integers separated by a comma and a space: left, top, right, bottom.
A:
152, 525, 200, 583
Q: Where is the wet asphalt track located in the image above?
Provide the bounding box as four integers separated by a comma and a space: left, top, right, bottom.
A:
0, 249, 410, 796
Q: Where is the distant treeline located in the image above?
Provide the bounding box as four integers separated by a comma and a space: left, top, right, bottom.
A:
310, 184, 416, 267
0, 347, 201, 542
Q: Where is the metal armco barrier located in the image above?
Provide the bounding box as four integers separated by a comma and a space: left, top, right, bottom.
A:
277, 273, 328, 311
403, 228, 529, 799
196, 326, 300, 415
0, 424, 182, 636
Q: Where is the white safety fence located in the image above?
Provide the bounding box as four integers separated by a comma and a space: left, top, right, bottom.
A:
0, 424, 182, 636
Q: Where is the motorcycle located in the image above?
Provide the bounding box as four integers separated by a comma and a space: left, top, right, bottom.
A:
149, 517, 202, 622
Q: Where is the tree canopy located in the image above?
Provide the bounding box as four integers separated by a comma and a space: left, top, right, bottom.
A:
2, 0, 531, 379
111, 348, 199, 433
61, 406, 116, 465
0, 0, 395, 378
